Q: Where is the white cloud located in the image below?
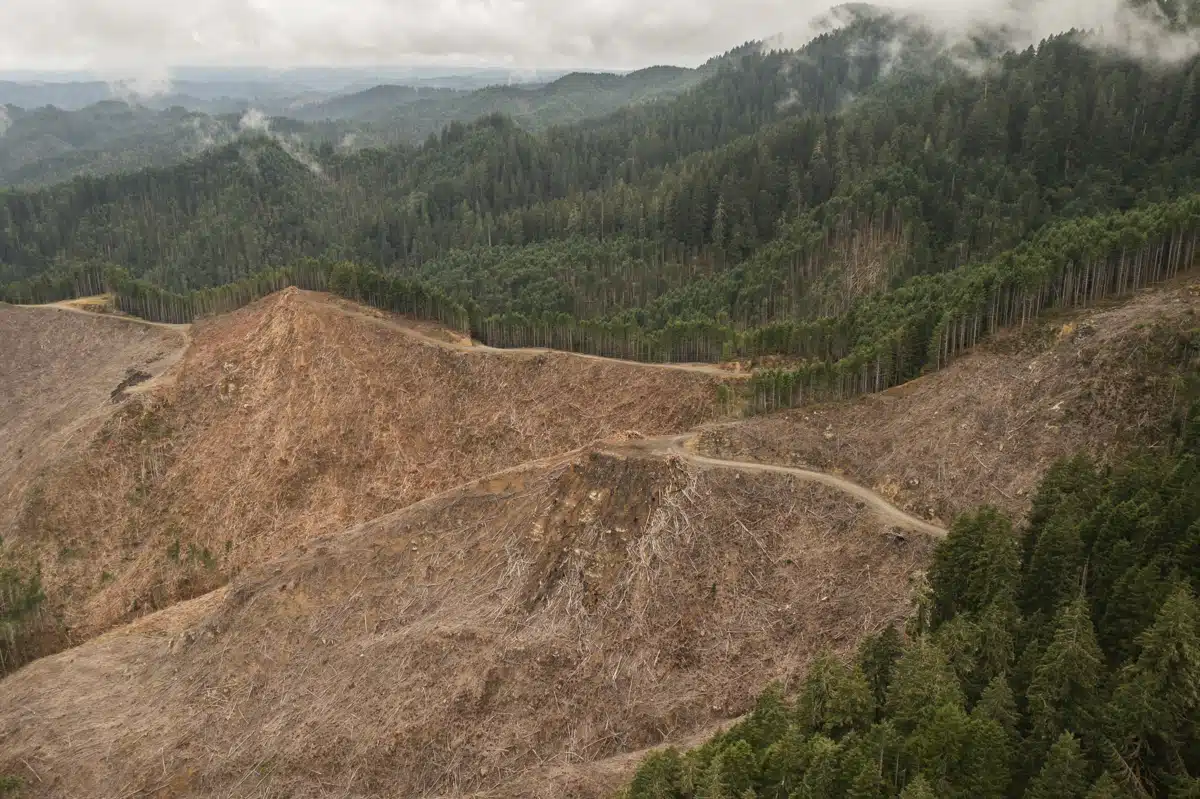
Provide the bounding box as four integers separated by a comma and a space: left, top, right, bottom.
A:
0, 0, 1194, 74
237, 107, 325, 176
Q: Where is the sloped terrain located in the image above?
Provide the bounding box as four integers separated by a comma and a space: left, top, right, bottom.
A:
8, 289, 731, 650
0, 443, 934, 798
0, 302, 187, 536
4, 280, 1194, 796
700, 282, 1200, 523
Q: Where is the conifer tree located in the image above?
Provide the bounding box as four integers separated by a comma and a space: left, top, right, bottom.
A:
886, 640, 965, 734
796, 652, 875, 738
1108, 586, 1200, 784
1026, 597, 1104, 749
1026, 732, 1089, 799
900, 775, 938, 799
859, 626, 905, 717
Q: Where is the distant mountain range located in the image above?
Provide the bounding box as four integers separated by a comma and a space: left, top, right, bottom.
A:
0, 55, 733, 187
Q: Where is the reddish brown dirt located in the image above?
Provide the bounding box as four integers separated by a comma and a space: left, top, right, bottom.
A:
8, 288, 734, 649
699, 282, 1200, 524
0, 447, 932, 798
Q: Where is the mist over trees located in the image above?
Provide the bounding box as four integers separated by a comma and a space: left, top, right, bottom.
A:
1, 11, 1198, 383
0, 0, 1199, 788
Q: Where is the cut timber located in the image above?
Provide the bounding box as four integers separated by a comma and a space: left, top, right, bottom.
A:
5, 289, 736, 654
0, 302, 188, 535
701, 280, 1200, 522
0, 445, 932, 798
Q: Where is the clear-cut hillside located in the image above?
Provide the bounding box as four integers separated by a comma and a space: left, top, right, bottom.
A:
6, 289, 731, 650
0, 442, 934, 798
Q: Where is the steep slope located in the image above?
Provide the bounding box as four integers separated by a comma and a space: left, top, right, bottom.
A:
700, 281, 1200, 523
7, 289, 731, 651
0, 441, 934, 798
2, 281, 1192, 797
0, 302, 187, 535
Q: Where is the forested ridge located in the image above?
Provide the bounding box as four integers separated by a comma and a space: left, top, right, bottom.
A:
2, 10, 1199, 380
2, 2, 1200, 792
0, 57, 727, 190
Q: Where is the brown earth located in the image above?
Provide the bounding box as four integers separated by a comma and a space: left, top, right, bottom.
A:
0, 302, 187, 537
6, 288, 733, 650
2, 280, 1193, 797
698, 281, 1200, 525
0, 444, 933, 798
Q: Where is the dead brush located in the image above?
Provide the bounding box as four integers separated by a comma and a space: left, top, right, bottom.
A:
0, 429, 937, 799
6, 289, 734, 654
613, 460, 699, 631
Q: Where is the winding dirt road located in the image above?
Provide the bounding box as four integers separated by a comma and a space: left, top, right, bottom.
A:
603, 433, 947, 538
39, 298, 192, 336
18, 293, 942, 539
310, 290, 752, 379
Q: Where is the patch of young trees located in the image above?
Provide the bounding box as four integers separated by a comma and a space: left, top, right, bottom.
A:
0, 555, 47, 677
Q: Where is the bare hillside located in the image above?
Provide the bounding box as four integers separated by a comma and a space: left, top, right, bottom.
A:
8, 289, 731, 649
0, 444, 933, 798
0, 302, 187, 535
700, 281, 1200, 524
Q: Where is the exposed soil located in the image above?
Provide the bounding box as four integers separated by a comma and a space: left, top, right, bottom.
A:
109, 368, 153, 402
0, 446, 932, 798
0, 302, 187, 537
8, 289, 735, 650
324, 291, 753, 379
698, 281, 1200, 524
2, 281, 1192, 797
604, 433, 945, 539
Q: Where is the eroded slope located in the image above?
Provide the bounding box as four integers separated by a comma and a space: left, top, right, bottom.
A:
0, 446, 932, 798
9, 289, 730, 648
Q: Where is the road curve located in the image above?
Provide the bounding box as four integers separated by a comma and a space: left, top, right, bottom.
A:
603, 433, 947, 539
19, 292, 749, 380
30, 300, 193, 336
17, 295, 941, 538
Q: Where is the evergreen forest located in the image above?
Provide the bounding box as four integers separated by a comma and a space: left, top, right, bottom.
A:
2, 11, 1199, 409
2, 0, 1200, 791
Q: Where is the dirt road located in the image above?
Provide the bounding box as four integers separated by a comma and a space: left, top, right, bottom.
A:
37, 299, 193, 335
603, 432, 947, 538
21, 291, 746, 379
17, 294, 941, 538
307, 291, 751, 379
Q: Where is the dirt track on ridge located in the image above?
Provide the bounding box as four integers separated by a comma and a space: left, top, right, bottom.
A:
306, 291, 943, 537
18, 293, 942, 542
313, 290, 752, 379
41, 298, 193, 334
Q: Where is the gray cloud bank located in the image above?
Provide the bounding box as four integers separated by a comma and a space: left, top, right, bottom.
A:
0, 0, 1195, 76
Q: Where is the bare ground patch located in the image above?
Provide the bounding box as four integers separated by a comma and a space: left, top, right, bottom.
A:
0, 447, 930, 798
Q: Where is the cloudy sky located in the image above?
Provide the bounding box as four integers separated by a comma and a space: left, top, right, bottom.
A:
0, 0, 1194, 74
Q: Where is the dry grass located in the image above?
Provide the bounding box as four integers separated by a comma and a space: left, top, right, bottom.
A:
0, 302, 186, 537
700, 281, 1200, 523
0, 447, 931, 798
8, 289, 732, 649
